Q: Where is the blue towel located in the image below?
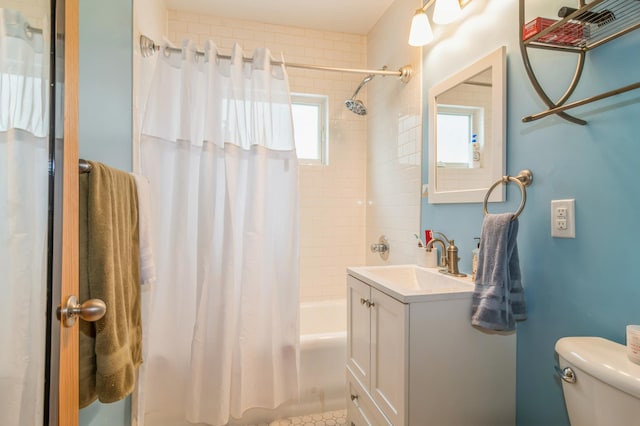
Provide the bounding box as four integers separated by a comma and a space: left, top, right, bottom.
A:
471, 213, 526, 331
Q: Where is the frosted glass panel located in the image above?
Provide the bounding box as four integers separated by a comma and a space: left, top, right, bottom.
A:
0, 2, 50, 424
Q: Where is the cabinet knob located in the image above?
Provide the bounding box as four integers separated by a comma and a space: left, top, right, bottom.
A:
350, 393, 358, 401
360, 298, 375, 308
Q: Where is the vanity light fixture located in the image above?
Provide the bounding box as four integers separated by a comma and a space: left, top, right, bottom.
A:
409, 9, 434, 46
408, 0, 472, 47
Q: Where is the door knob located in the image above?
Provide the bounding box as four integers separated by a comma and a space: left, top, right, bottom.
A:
57, 295, 107, 328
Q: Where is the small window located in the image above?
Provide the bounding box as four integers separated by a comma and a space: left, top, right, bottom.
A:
291, 93, 328, 165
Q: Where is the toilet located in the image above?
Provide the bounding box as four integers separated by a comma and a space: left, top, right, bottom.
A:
555, 336, 640, 425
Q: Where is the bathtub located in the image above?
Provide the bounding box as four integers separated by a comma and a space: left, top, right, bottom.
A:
227, 299, 347, 425
297, 299, 347, 415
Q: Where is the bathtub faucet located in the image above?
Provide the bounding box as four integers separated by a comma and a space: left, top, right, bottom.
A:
370, 235, 389, 260
425, 232, 466, 278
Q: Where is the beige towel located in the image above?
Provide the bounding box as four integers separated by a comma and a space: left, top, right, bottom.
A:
79, 161, 143, 408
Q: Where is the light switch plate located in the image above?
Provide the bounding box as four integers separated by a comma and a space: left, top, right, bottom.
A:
551, 199, 575, 238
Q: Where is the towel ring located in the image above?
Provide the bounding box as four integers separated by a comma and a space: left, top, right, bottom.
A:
483, 169, 533, 220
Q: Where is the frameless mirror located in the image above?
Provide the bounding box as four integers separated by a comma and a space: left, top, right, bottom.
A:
428, 46, 506, 203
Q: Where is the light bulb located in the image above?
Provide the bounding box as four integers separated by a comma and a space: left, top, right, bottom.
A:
433, 0, 462, 25
408, 9, 434, 47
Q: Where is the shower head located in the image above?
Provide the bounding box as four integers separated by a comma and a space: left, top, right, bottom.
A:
345, 74, 375, 116
345, 99, 367, 116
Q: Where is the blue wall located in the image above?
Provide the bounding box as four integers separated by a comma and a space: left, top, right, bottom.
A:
78, 0, 132, 169
420, 1, 640, 425
78, 0, 132, 424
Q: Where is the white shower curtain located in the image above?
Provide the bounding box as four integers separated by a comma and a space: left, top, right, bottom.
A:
0, 8, 50, 426
138, 41, 299, 426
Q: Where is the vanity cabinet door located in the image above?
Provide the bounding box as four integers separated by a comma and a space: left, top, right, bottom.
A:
370, 287, 408, 425
347, 276, 372, 388
347, 369, 392, 426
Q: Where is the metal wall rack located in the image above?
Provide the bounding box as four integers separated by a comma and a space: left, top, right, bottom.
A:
519, 0, 640, 124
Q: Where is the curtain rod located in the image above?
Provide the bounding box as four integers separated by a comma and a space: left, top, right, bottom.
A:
2, 9, 43, 36
139, 35, 413, 83
26, 25, 42, 35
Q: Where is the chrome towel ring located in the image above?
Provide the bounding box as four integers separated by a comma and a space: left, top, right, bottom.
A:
483, 169, 533, 220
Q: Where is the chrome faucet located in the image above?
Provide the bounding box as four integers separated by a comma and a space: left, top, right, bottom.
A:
370, 235, 390, 260
425, 238, 447, 268
425, 232, 467, 277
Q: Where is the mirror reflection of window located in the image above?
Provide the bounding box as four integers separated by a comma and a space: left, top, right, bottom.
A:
436, 105, 483, 168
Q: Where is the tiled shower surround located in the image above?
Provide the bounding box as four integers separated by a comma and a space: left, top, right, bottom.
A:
167, 2, 421, 302
366, 0, 422, 266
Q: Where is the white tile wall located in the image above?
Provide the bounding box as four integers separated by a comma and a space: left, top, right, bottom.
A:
167, 11, 368, 302
366, 0, 423, 266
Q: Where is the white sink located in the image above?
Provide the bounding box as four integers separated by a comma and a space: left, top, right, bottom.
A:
347, 264, 474, 303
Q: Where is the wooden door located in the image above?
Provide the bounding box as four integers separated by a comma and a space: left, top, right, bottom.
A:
57, 0, 80, 422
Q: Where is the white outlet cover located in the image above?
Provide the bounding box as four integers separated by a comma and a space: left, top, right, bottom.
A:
551, 199, 575, 238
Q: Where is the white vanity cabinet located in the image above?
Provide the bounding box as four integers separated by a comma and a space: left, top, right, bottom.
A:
347, 275, 407, 425
346, 269, 516, 426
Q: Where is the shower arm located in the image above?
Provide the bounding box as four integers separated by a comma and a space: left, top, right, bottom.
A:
349, 75, 375, 100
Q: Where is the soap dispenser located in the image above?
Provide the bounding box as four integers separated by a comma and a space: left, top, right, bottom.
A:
471, 238, 480, 281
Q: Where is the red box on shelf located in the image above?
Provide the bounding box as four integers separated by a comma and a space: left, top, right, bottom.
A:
522, 17, 585, 45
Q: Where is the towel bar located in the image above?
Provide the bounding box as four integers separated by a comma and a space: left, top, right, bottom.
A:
79, 159, 92, 174
483, 169, 533, 220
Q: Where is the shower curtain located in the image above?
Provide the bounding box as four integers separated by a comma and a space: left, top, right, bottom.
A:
138, 41, 300, 426
0, 8, 50, 425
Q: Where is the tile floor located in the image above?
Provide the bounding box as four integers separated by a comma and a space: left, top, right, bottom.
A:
247, 409, 347, 426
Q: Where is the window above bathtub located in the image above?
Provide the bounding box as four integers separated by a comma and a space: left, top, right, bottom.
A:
292, 93, 328, 165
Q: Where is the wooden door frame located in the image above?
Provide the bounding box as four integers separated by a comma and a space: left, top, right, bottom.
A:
57, 0, 80, 423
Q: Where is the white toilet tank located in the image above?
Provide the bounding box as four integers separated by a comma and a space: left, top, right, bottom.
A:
555, 337, 640, 426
